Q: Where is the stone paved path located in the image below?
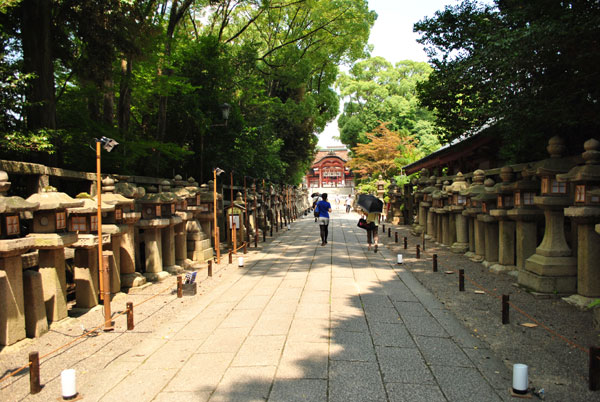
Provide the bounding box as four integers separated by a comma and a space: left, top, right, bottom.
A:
80, 211, 511, 401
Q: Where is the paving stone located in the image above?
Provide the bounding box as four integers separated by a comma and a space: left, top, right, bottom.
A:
287, 318, 330, 343
300, 290, 331, 304
100, 368, 178, 402
269, 378, 327, 401
276, 342, 329, 379
295, 302, 330, 319
369, 322, 415, 347
330, 330, 376, 361
431, 365, 504, 402
250, 314, 294, 336
331, 311, 369, 332
385, 382, 447, 402
209, 365, 276, 402
364, 306, 402, 323
197, 327, 251, 353
360, 293, 395, 309
138, 339, 201, 369
415, 336, 474, 368
164, 352, 234, 392
403, 314, 449, 338
329, 360, 386, 402
375, 346, 435, 385
234, 294, 272, 310
232, 335, 286, 366
392, 301, 431, 317
153, 391, 211, 402
219, 308, 262, 328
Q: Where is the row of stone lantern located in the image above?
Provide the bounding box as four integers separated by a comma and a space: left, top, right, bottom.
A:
406, 136, 600, 303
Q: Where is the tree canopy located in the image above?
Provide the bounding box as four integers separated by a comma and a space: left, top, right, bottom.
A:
414, 0, 600, 162
0, 0, 376, 184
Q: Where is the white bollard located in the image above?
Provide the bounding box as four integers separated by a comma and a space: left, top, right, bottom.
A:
512, 363, 528, 394
397, 254, 403, 264
238, 256, 244, 267
61, 369, 77, 399
287, 224, 291, 230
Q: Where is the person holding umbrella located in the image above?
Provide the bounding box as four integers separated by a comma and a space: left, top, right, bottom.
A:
357, 194, 383, 252
316, 193, 332, 246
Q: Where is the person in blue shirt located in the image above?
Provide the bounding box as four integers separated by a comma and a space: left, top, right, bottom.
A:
316, 193, 332, 246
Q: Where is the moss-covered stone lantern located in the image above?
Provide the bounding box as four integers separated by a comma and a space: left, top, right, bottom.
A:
0, 171, 39, 345
460, 170, 486, 261
519, 136, 577, 294
447, 173, 469, 253
558, 138, 600, 300
489, 166, 517, 272
26, 187, 83, 323
422, 176, 437, 240
411, 168, 430, 236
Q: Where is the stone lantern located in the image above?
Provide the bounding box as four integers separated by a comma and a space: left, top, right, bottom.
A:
441, 180, 458, 247
460, 170, 486, 261
136, 189, 173, 282
489, 166, 518, 272
26, 187, 82, 323
472, 178, 498, 267
114, 179, 145, 288
421, 176, 436, 240
0, 171, 39, 345
227, 192, 246, 248
431, 178, 448, 245
172, 175, 195, 269
411, 168, 430, 236
447, 173, 469, 253
506, 167, 543, 272
376, 174, 386, 200
184, 179, 213, 263
68, 195, 114, 308
519, 136, 577, 294
558, 139, 600, 301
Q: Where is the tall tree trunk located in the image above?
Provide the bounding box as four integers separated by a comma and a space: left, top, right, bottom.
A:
118, 58, 132, 135
21, 0, 56, 131
103, 78, 114, 126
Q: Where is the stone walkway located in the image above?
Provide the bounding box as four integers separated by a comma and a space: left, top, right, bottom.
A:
79, 211, 512, 401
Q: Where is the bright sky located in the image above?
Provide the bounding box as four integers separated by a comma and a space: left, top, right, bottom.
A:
317, 0, 462, 148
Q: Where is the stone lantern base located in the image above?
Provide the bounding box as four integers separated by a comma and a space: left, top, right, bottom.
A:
519, 254, 577, 294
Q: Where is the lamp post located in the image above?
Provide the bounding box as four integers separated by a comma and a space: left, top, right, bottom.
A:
213, 167, 225, 264
201, 103, 232, 183
95, 136, 118, 331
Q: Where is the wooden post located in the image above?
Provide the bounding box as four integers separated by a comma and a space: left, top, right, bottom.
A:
232, 222, 237, 254
395, 232, 398, 243
29, 351, 41, 394
403, 236, 407, 249
459, 269, 465, 292
502, 294, 510, 324
416, 244, 420, 259
208, 260, 213, 277
101, 253, 113, 331
126, 302, 134, 330
388, 228, 391, 237
433, 254, 438, 272
590, 346, 600, 390
228, 250, 232, 264
177, 276, 183, 298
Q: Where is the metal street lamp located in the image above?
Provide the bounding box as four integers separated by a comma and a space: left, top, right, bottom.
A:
95, 136, 118, 331
213, 167, 225, 264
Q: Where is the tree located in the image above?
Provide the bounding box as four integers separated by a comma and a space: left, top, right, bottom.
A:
414, 0, 600, 161
348, 123, 417, 179
337, 57, 440, 156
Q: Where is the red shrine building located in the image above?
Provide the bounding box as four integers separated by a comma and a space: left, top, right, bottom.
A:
306, 147, 354, 188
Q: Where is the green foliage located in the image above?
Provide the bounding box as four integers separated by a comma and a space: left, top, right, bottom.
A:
337, 57, 441, 160
415, 0, 600, 160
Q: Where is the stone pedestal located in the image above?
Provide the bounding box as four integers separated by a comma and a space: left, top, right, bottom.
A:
451, 210, 469, 253
447, 209, 457, 246
73, 233, 110, 308
564, 208, 600, 297
23, 270, 48, 338
162, 217, 183, 274
175, 211, 191, 267
507, 209, 542, 271
427, 209, 436, 241
490, 210, 516, 272
103, 224, 123, 294
0, 238, 34, 345
120, 223, 146, 288
139, 219, 170, 282
479, 215, 499, 267
519, 198, 577, 293
186, 218, 213, 262
473, 216, 486, 262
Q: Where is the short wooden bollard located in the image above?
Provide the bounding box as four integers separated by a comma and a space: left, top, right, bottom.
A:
432, 254, 438, 272
590, 346, 600, 390
263, 230, 266, 242
403, 236, 407, 249
422, 235, 426, 251
177, 276, 183, 298
502, 294, 510, 324
208, 260, 213, 277
270, 226, 273, 237
459, 269, 465, 291
243, 242, 247, 254
254, 233, 258, 248
416, 244, 420, 259
388, 228, 391, 237
127, 302, 134, 330
382, 224, 385, 233
395, 232, 398, 243
228, 250, 233, 264
29, 351, 41, 394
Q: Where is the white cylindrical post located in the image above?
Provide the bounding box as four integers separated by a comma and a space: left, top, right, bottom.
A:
287, 224, 291, 230
61, 369, 77, 399
238, 256, 244, 267
512, 364, 528, 394
397, 254, 403, 265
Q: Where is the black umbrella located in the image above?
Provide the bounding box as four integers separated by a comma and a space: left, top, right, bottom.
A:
357, 194, 383, 213
311, 193, 320, 198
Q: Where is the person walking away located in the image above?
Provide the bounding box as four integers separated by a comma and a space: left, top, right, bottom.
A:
363, 209, 381, 252
345, 195, 353, 213
316, 193, 332, 246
